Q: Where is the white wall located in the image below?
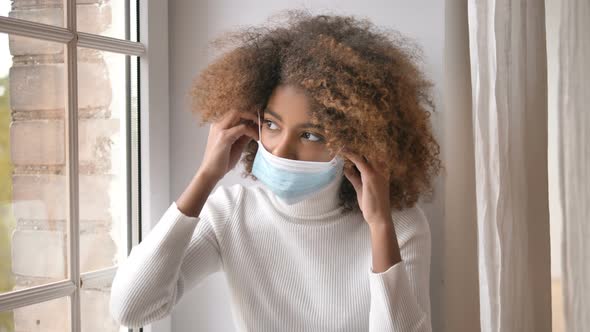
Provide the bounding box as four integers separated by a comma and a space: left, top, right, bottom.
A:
167, 1, 478, 331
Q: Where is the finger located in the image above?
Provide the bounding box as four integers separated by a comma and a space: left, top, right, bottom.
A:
221, 109, 260, 130
237, 111, 260, 125
373, 159, 390, 181
344, 167, 362, 193
218, 109, 241, 129
374, 158, 386, 169
341, 151, 373, 176
218, 108, 236, 123
222, 123, 259, 144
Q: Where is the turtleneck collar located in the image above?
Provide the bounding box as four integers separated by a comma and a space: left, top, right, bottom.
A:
262, 168, 346, 221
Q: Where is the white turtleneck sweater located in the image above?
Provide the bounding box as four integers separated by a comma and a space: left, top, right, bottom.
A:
109, 173, 432, 331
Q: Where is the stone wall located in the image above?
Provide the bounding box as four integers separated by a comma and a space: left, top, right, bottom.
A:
6, 1, 121, 331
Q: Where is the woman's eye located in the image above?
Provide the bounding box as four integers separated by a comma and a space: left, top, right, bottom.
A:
264, 119, 279, 130
302, 132, 324, 142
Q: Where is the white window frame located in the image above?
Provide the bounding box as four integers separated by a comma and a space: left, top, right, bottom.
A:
0, 0, 170, 331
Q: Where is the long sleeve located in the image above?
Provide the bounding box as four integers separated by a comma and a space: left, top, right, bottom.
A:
367, 204, 432, 332
109, 184, 242, 328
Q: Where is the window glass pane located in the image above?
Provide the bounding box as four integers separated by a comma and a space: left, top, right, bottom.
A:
81, 279, 126, 332
0, 33, 69, 295
0, 296, 71, 332
1, 1, 138, 42
1, 1, 64, 28
77, 47, 138, 273
76, 0, 139, 42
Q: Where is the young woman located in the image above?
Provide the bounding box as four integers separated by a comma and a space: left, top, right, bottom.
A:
110, 9, 442, 331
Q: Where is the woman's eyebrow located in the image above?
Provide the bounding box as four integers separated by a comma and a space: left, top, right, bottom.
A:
298, 123, 323, 129
264, 108, 283, 121
264, 108, 323, 129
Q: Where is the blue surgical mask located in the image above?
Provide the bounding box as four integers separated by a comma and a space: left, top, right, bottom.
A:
251, 110, 344, 205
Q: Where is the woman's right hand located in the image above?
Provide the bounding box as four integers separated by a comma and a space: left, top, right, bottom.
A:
197, 108, 260, 182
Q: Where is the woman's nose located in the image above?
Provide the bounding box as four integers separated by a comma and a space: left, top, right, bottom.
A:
272, 137, 297, 160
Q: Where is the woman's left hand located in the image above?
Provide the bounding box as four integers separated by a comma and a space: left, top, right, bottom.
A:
341, 149, 392, 226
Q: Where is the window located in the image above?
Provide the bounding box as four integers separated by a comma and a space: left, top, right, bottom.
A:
0, 1, 144, 331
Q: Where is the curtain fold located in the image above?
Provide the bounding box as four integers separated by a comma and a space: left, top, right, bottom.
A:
557, 0, 590, 331
466, 1, 552, 331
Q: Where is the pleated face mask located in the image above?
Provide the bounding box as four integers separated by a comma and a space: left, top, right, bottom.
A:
251, 110, 345, 205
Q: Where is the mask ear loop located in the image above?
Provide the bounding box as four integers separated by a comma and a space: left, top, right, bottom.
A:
257, 109, 263, 144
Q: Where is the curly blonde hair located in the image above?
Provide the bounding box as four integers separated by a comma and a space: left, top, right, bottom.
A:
189, 9, 443, 213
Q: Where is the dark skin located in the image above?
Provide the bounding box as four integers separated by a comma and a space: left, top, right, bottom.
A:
177, 84, 401, 273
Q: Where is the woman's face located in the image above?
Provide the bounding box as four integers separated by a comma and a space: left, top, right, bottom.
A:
260, 84, 336, 162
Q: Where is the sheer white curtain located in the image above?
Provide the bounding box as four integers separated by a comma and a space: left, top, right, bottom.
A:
556, 0, 590, 331
466, 1, 552, 331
